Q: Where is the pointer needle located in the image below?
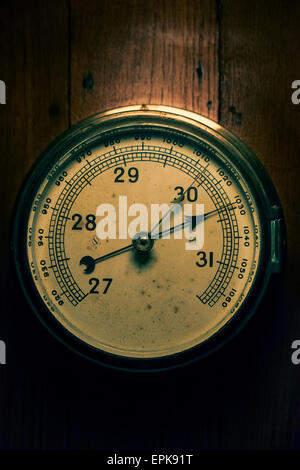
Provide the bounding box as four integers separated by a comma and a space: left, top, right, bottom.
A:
150, 169, 206, 236
79, 203, 236, 274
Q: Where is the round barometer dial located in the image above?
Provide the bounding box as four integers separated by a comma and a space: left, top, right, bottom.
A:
12, 105, 285, 371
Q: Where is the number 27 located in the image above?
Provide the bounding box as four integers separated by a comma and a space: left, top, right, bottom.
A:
89, 278, 112, 294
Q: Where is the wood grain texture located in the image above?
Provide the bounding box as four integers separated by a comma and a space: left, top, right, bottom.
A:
220, 0, 300, 272
0, 0, 69, 449
0, 1, 69, 294
70, 0, 219, 123
220, 0, 300, 449
0, 0, 299, 451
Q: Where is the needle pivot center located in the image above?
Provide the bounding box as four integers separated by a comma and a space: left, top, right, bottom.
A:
132, 232, 154, 253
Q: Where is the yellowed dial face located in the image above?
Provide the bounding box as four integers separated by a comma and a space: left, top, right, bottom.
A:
26, 108, 262, 361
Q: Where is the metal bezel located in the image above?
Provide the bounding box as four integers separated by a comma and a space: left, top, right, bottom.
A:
11, 105, 285, 372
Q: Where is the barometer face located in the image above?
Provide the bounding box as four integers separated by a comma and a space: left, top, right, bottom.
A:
12, 105, 284, 371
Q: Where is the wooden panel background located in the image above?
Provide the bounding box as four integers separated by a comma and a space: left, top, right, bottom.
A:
0, 0, 300, 450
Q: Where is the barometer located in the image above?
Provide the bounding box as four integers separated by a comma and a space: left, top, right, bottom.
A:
12, 105, 285, 371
